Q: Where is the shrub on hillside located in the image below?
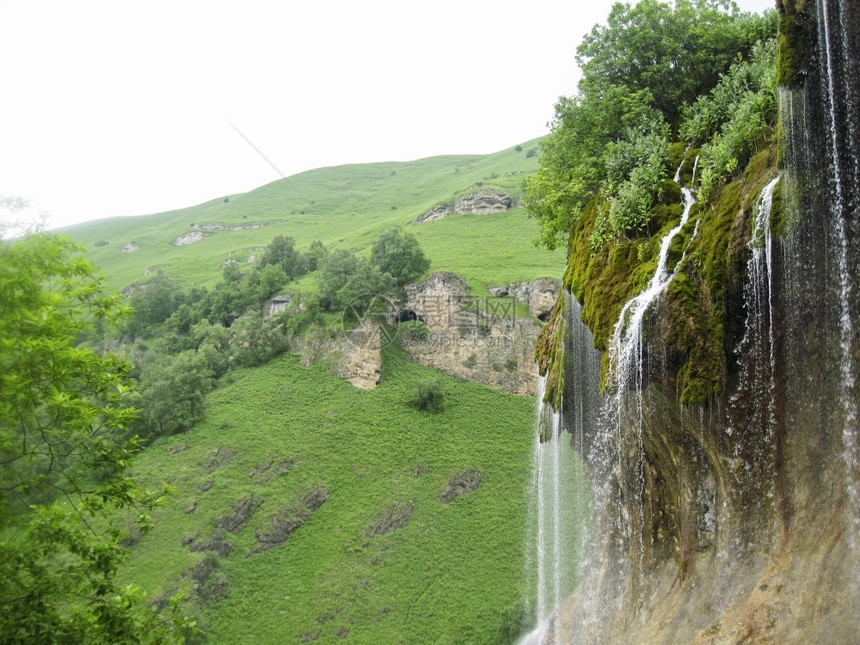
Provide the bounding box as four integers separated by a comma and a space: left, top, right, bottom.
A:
408, 380, 445, 413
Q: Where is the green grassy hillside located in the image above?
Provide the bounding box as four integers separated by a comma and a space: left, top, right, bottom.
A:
122, 350, 536, 643
57, 142, 585, 643
64, 141, 558, 295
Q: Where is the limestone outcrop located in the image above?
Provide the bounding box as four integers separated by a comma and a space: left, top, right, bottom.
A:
415, 189, 514, 223
488, 278, 559, 321
453, 190, 513, 214
397, 272, 556, 395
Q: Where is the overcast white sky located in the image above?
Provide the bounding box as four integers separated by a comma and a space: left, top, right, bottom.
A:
1, 0, 775, 230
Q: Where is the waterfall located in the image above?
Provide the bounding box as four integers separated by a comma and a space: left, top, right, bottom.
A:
818, 0, 859, 548
521, 295, 598, 644
531, 375, 565, 624
519, 2, 860, 641
608, 184, 696, 394
603, 165, 698, 583
781, 0, 860, 554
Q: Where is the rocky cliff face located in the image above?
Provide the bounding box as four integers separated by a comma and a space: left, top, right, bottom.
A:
539, 2, 860, 642
415, 189, 514, 223
398, 272, 556, 395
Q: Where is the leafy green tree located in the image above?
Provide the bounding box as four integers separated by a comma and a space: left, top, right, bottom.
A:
525, 0, 776, 249
576, 0, 769, 123
136, 350, 214, 439
228, 313, 291, 368
317, 248, 360, 310
254, 263, 288, 303
260, 235, 303, 279
524, 86, 658, 248
370, 226, 430, 285
123, 272, 181, 338
305, 239, 327, 272
0, 231, 193, 643
339, 258, 396, 320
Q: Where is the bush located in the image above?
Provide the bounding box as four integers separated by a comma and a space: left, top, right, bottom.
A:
408, 380, 445, 413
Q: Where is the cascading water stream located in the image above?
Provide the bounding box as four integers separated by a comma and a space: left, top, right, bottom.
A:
602, 160, 698, 603
532, 375, 565, 625
521, 295, 598, 645
818, 0, 859, 548
609, 178, 696, 390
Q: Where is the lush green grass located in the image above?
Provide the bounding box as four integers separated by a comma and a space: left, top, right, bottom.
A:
122, 350, 536, 643
66, 141, 576, 643
62, 141, 560, 294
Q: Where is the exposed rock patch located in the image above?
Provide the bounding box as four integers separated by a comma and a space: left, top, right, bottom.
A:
200, 447, 235, 473
188, 528, 233, 558
185, 554, 230, 605
440, 469, 483, 504
366, 501, 415, 537
122, 242, 139, 253
254, 486, 328, 552
415, 189, 513, 223
488, 278, 559, 320
265, 293, 294, 318
173, 231, 206, 246
415, 204, 451, 223
335, 320, 383, 390
219, 495, 264, 533
453, 190, 513, 214
166, 443, 189, 455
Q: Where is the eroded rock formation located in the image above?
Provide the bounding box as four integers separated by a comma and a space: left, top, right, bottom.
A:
534, 3, 860, 643
399, 272, 555, 395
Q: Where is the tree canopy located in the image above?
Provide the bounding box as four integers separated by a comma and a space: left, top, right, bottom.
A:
370, 226, 430, 286
0, 232, 192, 643
525, 0, 777, 249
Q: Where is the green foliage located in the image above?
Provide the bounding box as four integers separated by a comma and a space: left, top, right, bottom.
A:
0, 232, 193, 643
591, 118, 671, 249
338, 258, 396, 319
305, 239, 327, 272
259, 234, 303, 279
408, 379, 446, 413
525, 0, 776, 249
135, 349, 214, 439
118, 352, 567, 643
680, 39, 778, 200
370, 226, 431, 286
577, 0, 775, 123
316, 248, 360, 310
524, 86, 658, 249
123, 272, 182, 338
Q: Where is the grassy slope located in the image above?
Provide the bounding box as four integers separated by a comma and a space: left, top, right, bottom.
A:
67, 142, 578, 642
64, 141, 559, 295
123, 351, 535, 644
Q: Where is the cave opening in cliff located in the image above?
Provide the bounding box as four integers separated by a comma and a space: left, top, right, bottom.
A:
398, 309, 424, 323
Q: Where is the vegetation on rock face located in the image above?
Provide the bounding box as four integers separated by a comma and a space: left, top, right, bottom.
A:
525, 0, 777, 250
370, 226, 431, 286
529, 0, 780, 406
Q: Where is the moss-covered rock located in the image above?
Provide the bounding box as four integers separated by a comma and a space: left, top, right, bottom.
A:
554, 145, 778, 404
777, 5, 814, 88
